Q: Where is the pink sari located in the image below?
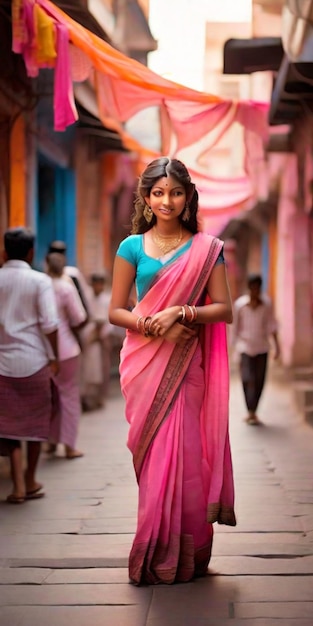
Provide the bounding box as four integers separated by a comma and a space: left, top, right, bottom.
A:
120, 232, 236, 585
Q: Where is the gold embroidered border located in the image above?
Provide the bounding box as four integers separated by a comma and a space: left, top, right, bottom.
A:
133, 237, 223, 479
133, 336, 198, 477
207, 502, 237, 526
129, 534, 212, 585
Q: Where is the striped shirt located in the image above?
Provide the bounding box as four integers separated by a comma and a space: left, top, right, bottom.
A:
233, 294, 278, 356
0, 260, 58, 377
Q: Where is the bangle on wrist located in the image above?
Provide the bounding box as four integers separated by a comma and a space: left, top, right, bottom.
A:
143, 316, 153, 336
180, 306, 186, 322
187, 304, 197, 323
137, 315, 153, 336
180, 304, 198, 324
136, 316, 144, 333
146, 317, 155, 336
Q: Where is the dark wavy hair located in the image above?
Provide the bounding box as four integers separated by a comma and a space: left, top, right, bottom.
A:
131, 157, 199, 234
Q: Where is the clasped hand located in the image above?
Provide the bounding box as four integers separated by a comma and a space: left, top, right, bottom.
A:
148, 307, 197, 345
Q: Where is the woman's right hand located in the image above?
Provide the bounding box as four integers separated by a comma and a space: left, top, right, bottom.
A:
163, 322, 197, 345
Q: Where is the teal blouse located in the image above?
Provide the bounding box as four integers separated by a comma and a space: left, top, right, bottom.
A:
116, 234, 224, 301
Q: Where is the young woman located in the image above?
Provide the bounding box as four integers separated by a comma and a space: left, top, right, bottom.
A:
109, 157, 236, 585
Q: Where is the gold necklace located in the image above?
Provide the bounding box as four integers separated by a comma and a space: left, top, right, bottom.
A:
152, 225, 183, 255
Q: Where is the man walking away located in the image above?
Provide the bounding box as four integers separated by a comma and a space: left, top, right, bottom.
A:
233, 274, 280, 425
47, 240, 89, 317
0, 228, 59, 503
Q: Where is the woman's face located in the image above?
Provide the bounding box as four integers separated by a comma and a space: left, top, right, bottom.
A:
145, 175, 186, 222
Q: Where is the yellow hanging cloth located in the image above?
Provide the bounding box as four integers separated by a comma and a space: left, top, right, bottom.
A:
34, 4, 57, 65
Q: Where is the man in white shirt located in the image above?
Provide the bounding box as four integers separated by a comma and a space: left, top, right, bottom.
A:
0, 228, 59, 503
47, 240, 89, 317
233, 274, 280, 425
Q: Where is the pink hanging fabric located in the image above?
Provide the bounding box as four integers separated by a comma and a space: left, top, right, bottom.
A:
12, 0, 27, 54
54, 23, 78, 131
69, 44, 92, 82
20, 0, 38, 77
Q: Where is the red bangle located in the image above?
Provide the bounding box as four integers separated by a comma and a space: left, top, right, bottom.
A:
143, 316, 153, 336
181, 304, 198, 324
136, 316, 153, 336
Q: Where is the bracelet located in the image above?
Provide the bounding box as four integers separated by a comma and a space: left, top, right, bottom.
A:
143, 316, 153, 337
136, 315, 153, 336
137, 316, 147, 335
146, 317, 155, 336
136, 316, 144, 331
188, 305, 198, 323
180, 304, 198, 325
186, 305, 194, 323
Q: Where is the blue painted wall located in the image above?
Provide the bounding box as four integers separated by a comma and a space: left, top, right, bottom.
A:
35, 155, 76, 270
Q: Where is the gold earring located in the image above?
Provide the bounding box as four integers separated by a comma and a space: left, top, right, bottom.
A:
143, 204, 153, 223
182, 203, 190, 222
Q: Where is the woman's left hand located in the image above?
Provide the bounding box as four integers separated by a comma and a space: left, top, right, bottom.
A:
148, 306, 181, 337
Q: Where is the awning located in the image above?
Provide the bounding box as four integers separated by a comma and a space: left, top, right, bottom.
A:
76, 103, 127, 154
269, 54, 313, 125
223, 37, 283, 74
223, 35, 313, 126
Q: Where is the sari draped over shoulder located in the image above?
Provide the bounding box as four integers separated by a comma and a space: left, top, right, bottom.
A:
120, 232, 236, 585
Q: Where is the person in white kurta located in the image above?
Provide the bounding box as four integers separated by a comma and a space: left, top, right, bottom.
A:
80, 274, 116, 411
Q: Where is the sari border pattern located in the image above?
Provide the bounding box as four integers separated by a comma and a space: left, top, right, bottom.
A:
133, 336, 198, 478
133, 235, 224, 479
207, 502, 237, 526
129, 534, 212, 585
189, 237, 222, 304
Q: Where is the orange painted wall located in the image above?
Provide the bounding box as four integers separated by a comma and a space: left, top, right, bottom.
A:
9, 115, 26, 227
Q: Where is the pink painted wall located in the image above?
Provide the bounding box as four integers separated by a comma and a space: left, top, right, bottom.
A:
275, 153, 313, 366
275, 154, 297, 366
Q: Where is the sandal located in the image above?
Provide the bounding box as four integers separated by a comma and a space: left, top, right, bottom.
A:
25, 485, 45, 500
6, 494, 25, 504
65, 449, 84, 459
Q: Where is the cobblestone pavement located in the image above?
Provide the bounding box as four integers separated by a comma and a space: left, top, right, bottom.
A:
0, 367, 312, 626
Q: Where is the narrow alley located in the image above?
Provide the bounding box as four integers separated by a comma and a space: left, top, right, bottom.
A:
0, 369, 312, 626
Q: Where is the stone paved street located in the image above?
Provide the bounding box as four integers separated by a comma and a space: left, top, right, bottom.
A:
0, 368, 313, 626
